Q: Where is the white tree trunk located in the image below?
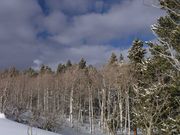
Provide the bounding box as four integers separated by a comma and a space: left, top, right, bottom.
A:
119, 90, 123, 134
69, 86, 74, 127
127, 93, 131, 135
101, 88, 106, 130
89, 86, 94, 134
124, 96, 127, 135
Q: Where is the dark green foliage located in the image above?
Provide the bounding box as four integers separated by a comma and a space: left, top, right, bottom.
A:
24, 67, 38, 77
143, 0, 180, 134
40, 65, 52, 74
109, 52, 118, 65
119, 53, 124, 63
66, 60, 72, 67
57, 64, 66, 73
78, 58, 86, 69
128, 39, 146, 64
128, 39, 146, 82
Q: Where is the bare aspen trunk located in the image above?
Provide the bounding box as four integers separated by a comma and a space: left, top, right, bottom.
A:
119, 90, 123, 134
53, 93, 56, 113
43, 89, 46, 112
37, 88, 40, 110
46, 89, 49, 112
124, 96, 127, 135
89, 86, 94, 134
107, 90, 111, 120
78, 96, 83, 125
30, 89, 33, 111
127, 93, 131, 135
89, 95, 92, 134
69, 86, 74, 127
37, 77, 40, 110
43, 88, 49, 113
101, 88, 106, 131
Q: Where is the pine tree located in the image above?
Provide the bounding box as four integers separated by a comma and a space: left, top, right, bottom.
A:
57, 64, 66, 73
147, 0, 180, 133
40, 65, 52, 74
24, 67, 37, 77
119, 53, 124, 64
128, 39, 146, 64
40, 64, 46, 74
109, 52, 118, 65
79, 58, 86, 69
128, 39, 146, 80
66, 60, 72, 67
150, 0, 180, 71
128, 39, 146, 135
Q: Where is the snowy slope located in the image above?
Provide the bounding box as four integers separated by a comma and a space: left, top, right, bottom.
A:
0, 113, 61, 135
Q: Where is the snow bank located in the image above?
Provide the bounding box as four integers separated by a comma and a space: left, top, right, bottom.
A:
0, 117, 60, 135
0, 113, 5, 119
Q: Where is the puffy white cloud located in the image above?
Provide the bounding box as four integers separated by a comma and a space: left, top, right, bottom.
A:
51, 0, 164, 45
0, 0, 164, 69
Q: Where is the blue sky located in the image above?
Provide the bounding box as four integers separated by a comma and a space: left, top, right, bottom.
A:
0, 0, 164, 69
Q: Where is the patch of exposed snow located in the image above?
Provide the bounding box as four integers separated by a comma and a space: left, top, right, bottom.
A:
0, 117, 60, 135
0, 113, 5, 119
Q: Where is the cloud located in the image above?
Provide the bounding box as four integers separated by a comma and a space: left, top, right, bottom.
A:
45, 0, 101, 15
0, 0, 42, 69
51, 0, 164, 45
37, 11, 67, 34
33, 44, 124, 70
0, 0, 164, 69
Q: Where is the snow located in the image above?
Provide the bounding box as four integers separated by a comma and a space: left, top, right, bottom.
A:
0, 113, 103, 135
0, 113, 5, 119
0, 113, 60, 135
0, 113, 138, 135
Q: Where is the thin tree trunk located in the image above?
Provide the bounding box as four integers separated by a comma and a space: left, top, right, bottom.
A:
101, 88, 105, 130
69, 86, 74, 127
89, 86, 94, 134
119, 90, 123, 134
124, 96, 127, 135
127, 93, 131, 135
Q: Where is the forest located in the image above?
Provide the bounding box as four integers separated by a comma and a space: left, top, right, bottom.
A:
0, 0, 179, 135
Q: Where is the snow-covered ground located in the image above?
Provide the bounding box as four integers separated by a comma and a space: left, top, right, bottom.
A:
0, 113, 60, 135
0, 113, 140, 135
0, 113, 103, 135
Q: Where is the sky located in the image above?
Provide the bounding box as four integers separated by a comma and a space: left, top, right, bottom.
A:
0, 0, 164, 70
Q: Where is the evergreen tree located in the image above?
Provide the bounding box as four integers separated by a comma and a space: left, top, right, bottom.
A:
24, 67, 38, 77
109, 52, 118, 65
128, 39, 146, 80
40, 65, 52, 74
79, 58, 86, 69
150, 0, 180, 71
57, 64, 66, 73
119, 53, 124, 64
66, 60, 72, 67
146, 0, 180, 133
128, 39, 146, 64
128, 39, 146, 135
40, 64, 46, 74
45, 66, 52, 73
